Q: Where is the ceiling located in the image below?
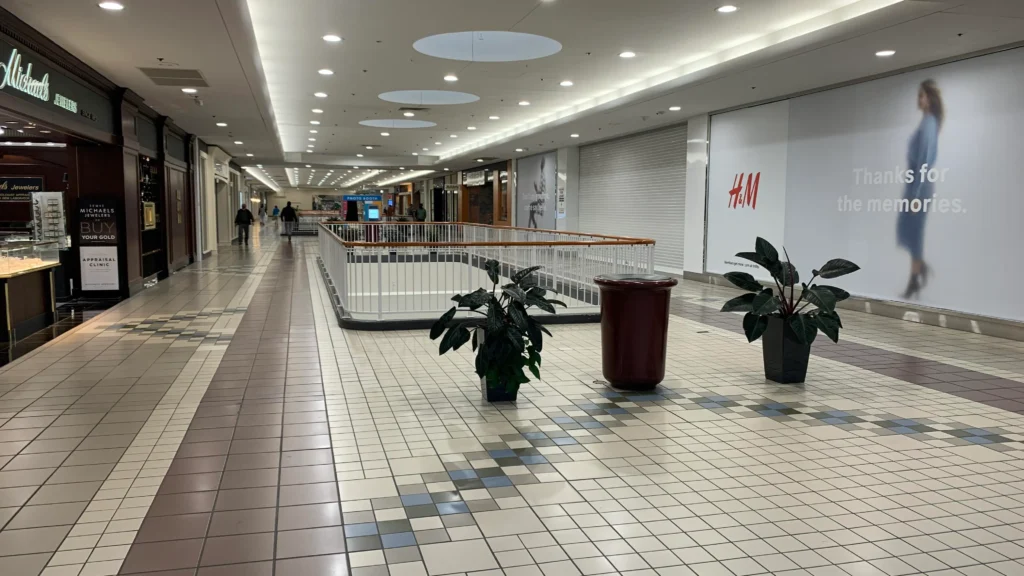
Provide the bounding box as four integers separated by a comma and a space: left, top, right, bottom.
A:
1, 0, 1023, 190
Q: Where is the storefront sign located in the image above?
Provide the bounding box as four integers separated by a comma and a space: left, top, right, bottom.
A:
463, 170, 486, 187
0, 40, 115, 134
0, 48, 49, 102
556, 185, 566, 219
343, 194, 382, 202
0, 177, 43, 201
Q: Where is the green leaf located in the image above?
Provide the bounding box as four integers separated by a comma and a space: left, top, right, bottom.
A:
526, 318, 544, 352
721, 293, 755, 313
773, 261, 799, 287
818, 308, 844, 329
430, 307, 457, 340
742, 313, 769, 343
804, 286, 837, 312
528, 346, 542, 367
723, 271, 764, 293
786, 315, 818, 345
526, 287, 547, 298
451, 326, 472, 351
439, 327, 461, 355
538, 323, 552, 337
816, 285, 851, 302
502, 286, 528, 304
735, 251, 770, 269
814, 258, 860, 279
526, 295, 555, 314
546, 299, 566, 308
471, 327, 479, 351
486, 303, 504, 333
810, 312, 841, 343
461, 288, 491, 310
485, 259, 501, 284
751, 290, 779, 315
512, 265, 542, 284
528, 363, 540, 380
508, 303, 530, 332
755, 237, 780, 265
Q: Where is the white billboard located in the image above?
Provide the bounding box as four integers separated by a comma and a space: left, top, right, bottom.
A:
707, 47, 1024, 321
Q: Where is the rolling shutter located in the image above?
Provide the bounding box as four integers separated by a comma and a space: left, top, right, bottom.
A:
578, 123, 687, 273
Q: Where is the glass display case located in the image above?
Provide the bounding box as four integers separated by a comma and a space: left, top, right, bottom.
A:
0, 240, 60, 277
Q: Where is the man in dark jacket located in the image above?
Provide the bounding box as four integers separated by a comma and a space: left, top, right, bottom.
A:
280, 201, 298, 239
235, 204, 255, 246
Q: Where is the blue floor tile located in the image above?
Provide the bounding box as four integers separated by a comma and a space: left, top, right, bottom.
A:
488, 449, 517, 458
400, 493, 433, 506
448, 469, 478, 480
605, 408, 627, 415
523, 432, 547, 440
821, 417, 846, 425
552, 417, 575, 424
436, 501, 470, 515
552, 437, 578, 446
381, 532, 417, 548
965, 436, 993, 444
965, 428, 994, 436
482, 476, 513, 488
581, 421, 605, 429
890, 426, 917, 434
757, 409, 782, 417
892, 419, 919, 426
519, 455, 547, 465
344, 522, 379, 537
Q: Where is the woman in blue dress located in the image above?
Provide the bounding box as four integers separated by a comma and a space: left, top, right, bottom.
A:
896, 79, 943, 299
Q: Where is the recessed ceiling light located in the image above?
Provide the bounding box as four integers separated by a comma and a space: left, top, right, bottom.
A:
716, 5, 738, 13
354, 166, 359, 169
476, 159, 484, 163
181, 88, 197, 94
412, 153, 419, 156
519, 101, 530, 106
619, 51, 636, 58
306, 164, 312, 168
381, 132, 390, 136
310, 130, 318, 134
467, 126, 476, 131
309, 138, 316, 141
515, 148, 524, 152
570, 133, 579, 138
435, 141, 442, 145
365, 146, 374, 150
318, 69, 334, 75
216, 122, 227, 127
323, 34, 342, 43
310, 120, 321, 125
399, 167, 405, 170
443, 168, 450, 171
98, 1, 124, 10
357, 153, 364, 157
669, 106, 681, 111
246, 153, 254, 157
876, 49, 896, 57
403, 112, 415, 117
444, 74, 458, 82
489, 116, 500, 120
312, 108, 323, 114
234, 140, 243, 145
560, 80, 574, 87
314, 92, 328, 98
450, 134, 458, 138
422, 148, 429, 151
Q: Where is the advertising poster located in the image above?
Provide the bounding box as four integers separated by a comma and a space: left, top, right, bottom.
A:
706, 47, 1024, 321
79, 199, 119, 291
516, 152, 557, 229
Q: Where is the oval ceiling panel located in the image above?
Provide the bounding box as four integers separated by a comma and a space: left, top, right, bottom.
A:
378, 90, 480, 105
414, 31, 562, 62
358, 119, 438, 128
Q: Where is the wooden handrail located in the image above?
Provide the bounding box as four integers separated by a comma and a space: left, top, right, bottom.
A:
319, 221, 654, 243
316, 224, 654, 247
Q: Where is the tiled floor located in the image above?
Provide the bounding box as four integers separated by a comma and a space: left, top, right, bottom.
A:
2, 230, 1024, 576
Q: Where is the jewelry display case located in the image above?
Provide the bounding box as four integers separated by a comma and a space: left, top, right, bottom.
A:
0, 239, 60, 341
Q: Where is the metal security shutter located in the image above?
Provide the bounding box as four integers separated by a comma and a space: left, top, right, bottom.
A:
579, 123, 687, 273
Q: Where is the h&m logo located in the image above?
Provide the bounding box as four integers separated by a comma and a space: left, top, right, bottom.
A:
728, 172, 760, 210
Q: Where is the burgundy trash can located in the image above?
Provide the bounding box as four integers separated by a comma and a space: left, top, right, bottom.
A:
594, 274, 678, 390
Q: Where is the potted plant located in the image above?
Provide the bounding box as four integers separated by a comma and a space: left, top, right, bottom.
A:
430, 260, 565, 402
721, 237, 859, 384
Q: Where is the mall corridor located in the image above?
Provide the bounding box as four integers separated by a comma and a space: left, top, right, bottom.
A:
0, 227, 1020, 576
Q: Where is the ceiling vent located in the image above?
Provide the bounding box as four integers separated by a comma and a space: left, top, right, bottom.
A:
138, 67, 209, 87
398, 107, 429, 112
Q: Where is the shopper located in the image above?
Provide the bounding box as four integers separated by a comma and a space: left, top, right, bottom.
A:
235, 204, 255, 246
271, 205, 281, 229
280, 201, 298, 239
416, 203, 427, 222
258, 204, 267, 226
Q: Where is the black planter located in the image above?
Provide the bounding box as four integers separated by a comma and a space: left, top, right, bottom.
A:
761, 316, 812, 384
481, 378, 517, 402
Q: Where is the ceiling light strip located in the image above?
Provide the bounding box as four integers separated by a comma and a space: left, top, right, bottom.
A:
244, 166, 282, 192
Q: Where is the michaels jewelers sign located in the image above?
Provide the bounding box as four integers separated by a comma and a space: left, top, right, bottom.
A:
0, 40, 114, 134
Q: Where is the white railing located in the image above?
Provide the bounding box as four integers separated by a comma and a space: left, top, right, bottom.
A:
318, 222, 655, 322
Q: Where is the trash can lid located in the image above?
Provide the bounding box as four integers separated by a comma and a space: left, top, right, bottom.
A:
594, 274, 679, 288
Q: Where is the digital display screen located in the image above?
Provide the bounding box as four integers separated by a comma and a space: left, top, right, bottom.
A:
367, 207, 380, 220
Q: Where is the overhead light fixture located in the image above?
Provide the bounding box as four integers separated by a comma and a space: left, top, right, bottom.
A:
234, 140, 244, 145
306, 164, 312, 167
450, 134, 458, 138
314, 92, 328, 98
435, 141, 442, 145
444, 74, 459, 82
876, 49, 896, 57
357, 153, 364, 157
412, 153, 419, 156
489, 116, 500, 120
443, 168, 450, 171
98, 1, 124, 10
310, 120, 321, 125
669, 106, 681, 111
717, 5, 738, 13
246, 153, 254, 157
181, 88, 197, 94
515, 148, 524, 152
560, 80, 574, 87
570, 133, 579, 138
318, 69, 334, 75
381, 132, 390, 136
312, 108, 323, 114
519, 101, 530, 106
403, 112, 415, 117
467, 126, 476, 131
619, 51, 636, 58
216, 122, 227, 127
422, 148, 429, 151
475, 159, 484, 163
323, 34, 342, 43
309, 138, 316, 141
310, 129, 318, 134
365, 145, 374, 150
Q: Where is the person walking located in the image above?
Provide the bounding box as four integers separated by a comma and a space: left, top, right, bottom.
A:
416, 203, 427, 222
235, 204, 255, 246
280, 201, 298, 239
258, 204, 267, 226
